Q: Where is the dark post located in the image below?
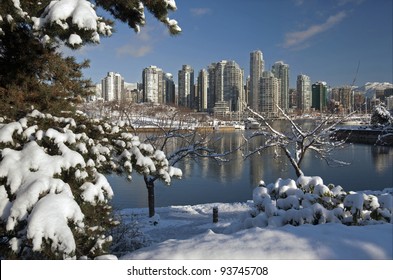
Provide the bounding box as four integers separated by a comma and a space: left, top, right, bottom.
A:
213, 206, 218, 223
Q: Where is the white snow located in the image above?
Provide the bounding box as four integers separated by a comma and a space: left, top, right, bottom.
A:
116, 176, 392, 260
33, 0, 99, 31
68, 33, 82, 46
0, 108, 187, 259
119, 202, 393, 260
30, 0, 113, 45
1, 106, 390, 261
0, 187, 11, 220
27, 193, 84, 258
45, 128, 76, 144
168, 166, 182, 178
0, 122, 23, 144
344, 193, 364, 213
164, 0, 177, 10
80, 173, 113, 204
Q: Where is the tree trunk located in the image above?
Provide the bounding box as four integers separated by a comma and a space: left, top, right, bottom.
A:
144, 176, 155, 218
282, 147, 303, 178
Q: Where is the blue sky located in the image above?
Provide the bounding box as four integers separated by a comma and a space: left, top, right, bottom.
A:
67, 0, 392, 88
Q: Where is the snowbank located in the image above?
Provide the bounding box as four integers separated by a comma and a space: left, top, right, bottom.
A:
118, 176, 392, 260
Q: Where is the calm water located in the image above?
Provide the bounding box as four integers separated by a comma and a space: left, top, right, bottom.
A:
109, 128, 393, 210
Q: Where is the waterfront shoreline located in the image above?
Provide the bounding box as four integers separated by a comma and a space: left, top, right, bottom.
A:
333, 127, 393, 146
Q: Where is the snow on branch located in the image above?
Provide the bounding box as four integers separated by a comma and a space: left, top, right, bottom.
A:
249, 176, 392, 227
1, 0, 180, 47
244, 105, 351, 177
0, 109, 183, 259
26, 193, 84, 258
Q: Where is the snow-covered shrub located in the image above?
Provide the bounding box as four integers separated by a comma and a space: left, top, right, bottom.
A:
0, 110, 181, 259
370, 105, 393, 127
249, 175, 392, 228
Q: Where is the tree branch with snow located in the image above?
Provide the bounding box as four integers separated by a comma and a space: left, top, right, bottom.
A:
244, 105, 352, 177
1, 0, 181, 48
0, 109, 184, 259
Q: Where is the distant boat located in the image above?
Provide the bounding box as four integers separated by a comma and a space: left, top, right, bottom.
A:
340, 117, 369, 126
245, 118, 260, 129
234, 122, 245, 130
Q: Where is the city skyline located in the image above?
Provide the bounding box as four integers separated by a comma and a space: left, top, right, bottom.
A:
66, 0, 393, 88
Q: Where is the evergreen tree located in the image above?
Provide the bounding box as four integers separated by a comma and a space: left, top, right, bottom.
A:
0, 109, 182, 259
0, 0, 181, 259
0, 0, 180, 116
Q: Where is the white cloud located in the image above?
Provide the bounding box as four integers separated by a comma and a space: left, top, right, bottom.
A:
337, 0, 365, 6
190, 8, 211, 16
293, 0, 305, 6
59, 42, 100, 57
283, 11, 347, 48
116, 44, 152, 57
116, 27, 154, 58
135, 27, 152, 42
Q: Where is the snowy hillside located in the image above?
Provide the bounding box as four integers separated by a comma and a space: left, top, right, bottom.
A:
355, 82, 393, 98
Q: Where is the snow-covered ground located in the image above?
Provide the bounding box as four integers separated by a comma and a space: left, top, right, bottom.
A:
119, 202, 393, 260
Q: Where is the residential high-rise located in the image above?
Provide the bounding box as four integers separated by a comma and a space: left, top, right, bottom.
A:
312, 81, 328, 112
197, 69, 208, 111
224, 60, 244, 112
249, 50, 264, 111
207, 63, 217, 111
342, 86, 354, 113
209, 60, 244, 113
178, 65, 194, 108
142, 65, 164, 104
214, 60, 226, 104
164, 73, 176, 105
101, 72, 124, 101
260, 71, 280, 117
297, 74, 311, 112
272, 61, 289, 111
289, 88, 297, 109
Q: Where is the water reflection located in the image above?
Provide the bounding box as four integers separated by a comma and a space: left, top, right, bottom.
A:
371, 146, 393, 174
110, 130, 393, 210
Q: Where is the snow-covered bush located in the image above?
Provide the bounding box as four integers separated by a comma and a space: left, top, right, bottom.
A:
248, 176, 392, 228
0, 110, 181, 259
370, 105, 393, 127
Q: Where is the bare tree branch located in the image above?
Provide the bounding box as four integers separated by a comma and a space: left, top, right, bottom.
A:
244, 104, 353, 177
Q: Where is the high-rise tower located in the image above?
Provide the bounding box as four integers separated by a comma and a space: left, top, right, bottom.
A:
209, 60, 244, 112
224, 60, 244, 112
197, 69, 208, 111
312, 81, 328, 112
164, 73, 176, 105
207, 63, 217, 111
178, 65, 194, 108
272, 61, 289, 111
101, 72, 124, 101
249, 50, 264, 111
260, 71, 280, 117
142, 65, 164, 104
297, 74, 312, 113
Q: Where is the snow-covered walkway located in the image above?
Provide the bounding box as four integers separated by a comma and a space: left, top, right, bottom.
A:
118, 202, 253, 242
